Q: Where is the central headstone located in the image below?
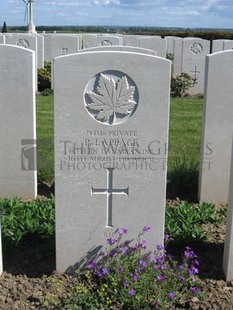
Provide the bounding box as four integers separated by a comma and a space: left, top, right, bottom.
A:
54, 51, 170, 273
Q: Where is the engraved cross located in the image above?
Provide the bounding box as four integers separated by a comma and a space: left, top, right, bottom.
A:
191, 66, 200, 80
91, 168, 129, 227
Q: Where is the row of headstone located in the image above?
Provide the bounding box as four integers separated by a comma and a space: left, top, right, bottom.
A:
0, 43, 232, 280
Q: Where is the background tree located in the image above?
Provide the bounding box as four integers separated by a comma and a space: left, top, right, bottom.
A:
2, 21, 8, 33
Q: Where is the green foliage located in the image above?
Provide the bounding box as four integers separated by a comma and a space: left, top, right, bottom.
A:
0, 196, 55, 244
41, 88, 54, 96
2, 21, 7, 33
38, 62, 51, 92
165, 201, 226, 244
171, 73, 197, 97
53, 228, 201, 309
36, 95, 54, 182
166, 52, 174, 61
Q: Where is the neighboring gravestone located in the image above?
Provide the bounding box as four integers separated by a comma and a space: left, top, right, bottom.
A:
173, 38, 210, 94
212, 40, 233, 53
47, 35, 80, 61
54, 51, 170, 272
0, 220, 2, 275
165, 36, 181, 56
35, 34, 44, 68
42, 34, 55, 62
137, 37, 166, 58
81, 34, 97, 49
121, 35, 141, 47
80, 46, 157, 55
199, 50, 233, 203
10, 33, 44, 68
0, 45, 37, 198
0, 35, 5, 44
223, 141, 233, 281
82, 35, 123, 49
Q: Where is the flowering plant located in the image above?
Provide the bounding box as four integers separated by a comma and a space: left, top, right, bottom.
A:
88, 226, 201, 309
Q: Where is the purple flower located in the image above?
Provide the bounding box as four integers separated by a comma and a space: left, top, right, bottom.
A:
188, 266, 199, 276
153, 301, 161, 308
152, 256, 161, 263
123, 280, 128, 287
128, 289, 136, 297
139, 259, 147, 267
120, 247, 127, 254
130, 273, 139, 281
156, 245, 165, 251
109, 249, 117, 257
102, 268, 109, 275
168, 292, 175, 300
184, 247, 197, 259
106, 238, 118, 245
190, 286, 200, 294
89, 260, 97, 271
98, 251, 105, 257
157, 274, 165, 282
140, 239, 147, 248
116, 228, 128, 235
179, 276, 185, 283
143, 225, 151, 232
164, 234, 170, 241
96, 270, 102, 277
133, 243, 140, 250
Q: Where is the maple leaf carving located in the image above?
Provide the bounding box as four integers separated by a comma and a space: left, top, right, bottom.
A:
86, 74, 137, 124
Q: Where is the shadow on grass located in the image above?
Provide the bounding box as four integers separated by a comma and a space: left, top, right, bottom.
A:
166, 241, 225, 281
2, 235, 55, 278
167, 158, 199, 202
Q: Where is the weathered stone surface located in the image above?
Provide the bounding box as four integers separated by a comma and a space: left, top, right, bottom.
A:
199, 50, 233, 203
54, 51, 170, 272
0, 45, 37, 199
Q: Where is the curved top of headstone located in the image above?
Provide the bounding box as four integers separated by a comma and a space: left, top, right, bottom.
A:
79, 45, 157, 56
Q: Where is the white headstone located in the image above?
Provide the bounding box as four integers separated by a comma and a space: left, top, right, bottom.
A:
80, 45, 157, 55
43, 35, 80, 62
165, 36, 181, 55
223, 141, 233, 281
199, 50, 233, 203
0, 35, 5, 44
0, 219, 2, 275
54, 51, 170, 272
82, 35, 123, 49
173, 38, 210, 94
212, 40, 233, 53
7, 34, 38, 90
137, 37, 166, 58
42, 34, 54, 62
0, 45, 37, 198
121, 35, 141, 47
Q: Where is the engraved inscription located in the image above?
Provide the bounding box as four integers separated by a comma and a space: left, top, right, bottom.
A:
16, 39, 29, 48
191, 66, 200, 79
61, 48, 69, 54
84, 71, 139, 125
190, 42, 203, 55
91, 168, 129, 227
100, 40, 112, 46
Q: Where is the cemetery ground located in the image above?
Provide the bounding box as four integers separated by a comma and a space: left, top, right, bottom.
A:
0, 96, 233, 309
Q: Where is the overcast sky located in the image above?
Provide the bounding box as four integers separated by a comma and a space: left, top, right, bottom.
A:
1, 0, 233, 29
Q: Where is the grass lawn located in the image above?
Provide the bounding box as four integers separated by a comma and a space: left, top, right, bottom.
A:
36, 96, 204, 195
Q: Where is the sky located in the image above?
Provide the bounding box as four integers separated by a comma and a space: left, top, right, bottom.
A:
1, 0, 233, 29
